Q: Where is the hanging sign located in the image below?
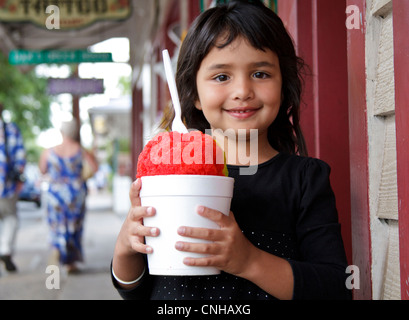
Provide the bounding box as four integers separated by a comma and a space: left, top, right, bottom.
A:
47, 77, 104, 95
9, 49, 113, 65
0, 0, 132, 30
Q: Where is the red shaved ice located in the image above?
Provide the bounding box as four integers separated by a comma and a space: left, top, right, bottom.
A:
136, 131, 228, 178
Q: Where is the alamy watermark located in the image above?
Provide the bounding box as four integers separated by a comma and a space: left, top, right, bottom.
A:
346, 5, 363, 30
148, 129, 259, 176
212, 129, 259, 176
45, 265, 60, 290
45, 264, 360, 291
45, 5, 60, 30
44, 4, 364, 31
44, 3, 363, 30
345, 264, 360, 290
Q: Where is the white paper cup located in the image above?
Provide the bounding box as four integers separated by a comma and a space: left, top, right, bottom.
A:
140, 175, 234, 276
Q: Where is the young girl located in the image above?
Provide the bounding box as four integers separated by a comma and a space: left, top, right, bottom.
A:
112, 0, 351, 300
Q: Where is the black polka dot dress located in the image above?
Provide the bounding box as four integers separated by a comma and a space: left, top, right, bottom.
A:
113, 154, 351, 300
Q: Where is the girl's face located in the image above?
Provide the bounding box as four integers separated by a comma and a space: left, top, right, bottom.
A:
195, 36, 282, 138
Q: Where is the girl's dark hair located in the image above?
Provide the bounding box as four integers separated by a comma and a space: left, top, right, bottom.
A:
169, 0, 307, 156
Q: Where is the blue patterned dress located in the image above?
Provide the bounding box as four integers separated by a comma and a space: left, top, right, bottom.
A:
45, 148, 87, 265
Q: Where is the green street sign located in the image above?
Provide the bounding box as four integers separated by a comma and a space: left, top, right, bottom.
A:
9, 49, 113, 65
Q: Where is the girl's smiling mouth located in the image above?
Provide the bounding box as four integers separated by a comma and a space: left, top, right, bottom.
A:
223, 107, 261, 119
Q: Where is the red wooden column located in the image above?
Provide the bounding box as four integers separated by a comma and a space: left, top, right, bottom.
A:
189, 0, 200, 23
131, 85, 144, 179
311, 0, 351, 267
278, 0, 352, 265
393, 0, 409, 300
346, 0, 372, 299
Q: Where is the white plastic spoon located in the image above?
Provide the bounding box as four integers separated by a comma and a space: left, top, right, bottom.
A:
162, 49, 188, 133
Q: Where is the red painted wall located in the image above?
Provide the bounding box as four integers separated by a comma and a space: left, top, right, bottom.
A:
278, 0, 352, 266
393, 0, 409, 300
346, 0, 372, 299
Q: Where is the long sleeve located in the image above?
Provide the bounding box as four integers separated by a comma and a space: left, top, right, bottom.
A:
0, 121, 26, 197
110, 260, 153, 300
288, 158, 351, 300
10, 122, 26, 174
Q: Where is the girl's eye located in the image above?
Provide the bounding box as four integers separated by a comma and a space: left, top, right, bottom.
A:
253, 72, 270, 79
214, 74, 230, 82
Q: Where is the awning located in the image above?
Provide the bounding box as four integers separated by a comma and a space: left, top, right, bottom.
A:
0, 0, 161, 81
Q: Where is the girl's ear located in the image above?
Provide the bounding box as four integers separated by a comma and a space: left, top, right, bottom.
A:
194, 100, 203, 110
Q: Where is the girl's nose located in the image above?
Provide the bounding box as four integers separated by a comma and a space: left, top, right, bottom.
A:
233, 77, 254, 101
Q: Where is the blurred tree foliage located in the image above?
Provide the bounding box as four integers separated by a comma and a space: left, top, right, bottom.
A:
118, 74, 131, 96
0, 52, 52, 162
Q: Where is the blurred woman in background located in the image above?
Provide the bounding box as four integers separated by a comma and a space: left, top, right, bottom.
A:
39, 120, 98, 273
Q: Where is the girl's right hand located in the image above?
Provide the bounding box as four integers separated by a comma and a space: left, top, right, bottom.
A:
116, 178, 159, 257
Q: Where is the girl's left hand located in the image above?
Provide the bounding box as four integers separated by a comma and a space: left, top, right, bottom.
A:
175, 206, 257, 278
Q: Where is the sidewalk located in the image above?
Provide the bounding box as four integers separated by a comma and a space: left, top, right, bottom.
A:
0, 190, 125, 300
